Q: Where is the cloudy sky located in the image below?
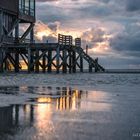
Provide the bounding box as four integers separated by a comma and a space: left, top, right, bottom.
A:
34, 0, 140, 69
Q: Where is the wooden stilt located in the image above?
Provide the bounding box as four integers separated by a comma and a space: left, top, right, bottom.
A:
0, 11, 4, 72
0, 48, 4, 72
28, 47, 31, 73
69, 51, 72, 73
80, 56, 83, 72
56, 47, 60, 73
15, 23, 19, 43
15, 49, 19, 72
43, 54, 46, 73
30, 28, 34, 43
48, 50, 52, 73
30, 30, 34, 72
35, 49, 39, 73
62, 49, 67, 73
89, 64, 92, 73
72, 51, 76, 73
30, 50, 34, 72
4, 60, 7, 71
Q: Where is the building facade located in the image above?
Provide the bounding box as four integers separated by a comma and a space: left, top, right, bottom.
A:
0, 0, 35, 45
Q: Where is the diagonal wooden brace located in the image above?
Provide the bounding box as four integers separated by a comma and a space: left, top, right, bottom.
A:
19, 23, 34, 43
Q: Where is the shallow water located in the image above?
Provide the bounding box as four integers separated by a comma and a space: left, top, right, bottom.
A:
0, 73, 140, 140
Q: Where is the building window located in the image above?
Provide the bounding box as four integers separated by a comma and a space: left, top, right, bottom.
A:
25, 0, 29, 15
19, 0, 35, 17
30, 0, 35, 16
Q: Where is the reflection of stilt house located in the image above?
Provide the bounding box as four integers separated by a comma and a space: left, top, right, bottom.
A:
0, 106, 13, 132
0, 105, 34, 135
34, 87, 84, 110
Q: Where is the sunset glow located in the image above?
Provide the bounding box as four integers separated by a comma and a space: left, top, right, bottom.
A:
23, 0, 140, 68
33, 20, 113, 55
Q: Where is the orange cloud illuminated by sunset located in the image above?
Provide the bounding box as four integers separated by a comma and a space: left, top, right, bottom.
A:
34, 20, 113, 55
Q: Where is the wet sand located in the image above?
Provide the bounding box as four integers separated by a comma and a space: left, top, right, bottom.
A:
0, 73, 140, 140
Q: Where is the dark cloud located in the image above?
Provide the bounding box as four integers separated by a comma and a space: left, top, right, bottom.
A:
81, 28, 107, 48
126, 0, 140, 11
36, 3, 71, 22
48, 22, 60, 32
37, 0, 58, 2
110, 23, 140, 57
76, 4, 112, 18
35, 0, 140, 68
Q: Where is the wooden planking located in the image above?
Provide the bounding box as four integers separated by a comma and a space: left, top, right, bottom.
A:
58, 34, 73, 45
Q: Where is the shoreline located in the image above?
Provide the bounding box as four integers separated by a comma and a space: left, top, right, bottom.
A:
0, 69, 140, 74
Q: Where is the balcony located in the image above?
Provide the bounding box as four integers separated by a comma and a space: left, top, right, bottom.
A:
19, 0, 35, 17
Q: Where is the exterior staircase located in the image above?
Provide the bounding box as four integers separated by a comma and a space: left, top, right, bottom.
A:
73, 46, 105, 72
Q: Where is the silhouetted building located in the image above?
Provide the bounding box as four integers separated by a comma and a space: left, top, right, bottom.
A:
0, 0, 36, 72
0, 0, 35, 44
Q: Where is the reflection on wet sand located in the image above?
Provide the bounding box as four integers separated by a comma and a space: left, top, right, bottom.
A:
0, 87, 88, 139
33, 88, 86, 111
0, 86, 112, 140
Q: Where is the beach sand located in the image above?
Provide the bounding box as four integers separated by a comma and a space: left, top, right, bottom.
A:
0, 73, 140, 140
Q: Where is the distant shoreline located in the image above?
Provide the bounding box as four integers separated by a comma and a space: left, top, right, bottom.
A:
0, 69, 140, 74
103, 69, 140, 74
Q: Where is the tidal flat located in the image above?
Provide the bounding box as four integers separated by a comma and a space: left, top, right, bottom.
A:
0, 73, 140, 140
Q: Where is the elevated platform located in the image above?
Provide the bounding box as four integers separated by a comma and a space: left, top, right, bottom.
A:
0, 43, 105, 73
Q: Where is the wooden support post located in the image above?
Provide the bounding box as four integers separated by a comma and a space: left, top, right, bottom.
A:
30, 28, 34, 72
56, 47, 60, 73
94, 59, 99, 72
15, 49, 19, 73
48, 50, 52, 73
30, 28, 34, 43
0, 10, 3, 44
95, 66, 99, 73
35, 50, 39, 73
0, 48, 4, 72
72, 51, 76, 73
62, 49, 67, 73
30, 29, 34, 72
89, 64, 92, 73
15, 20, 19, 72
4, 60, 7, 71
15, 23, 19, 43
43, 54, 46, 73
0, 10, 4, 72
28, 47, 31, 73
30, 51, 34, 72
80, 56, 83, 72
15, 105, 19, 125
69, 51, 72, 73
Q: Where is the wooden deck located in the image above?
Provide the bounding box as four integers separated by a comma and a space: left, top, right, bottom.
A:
0, 43, 105, 73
